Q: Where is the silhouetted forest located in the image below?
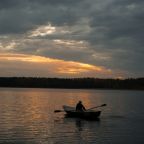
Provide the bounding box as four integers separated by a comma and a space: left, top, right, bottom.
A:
0, 77, 144, 90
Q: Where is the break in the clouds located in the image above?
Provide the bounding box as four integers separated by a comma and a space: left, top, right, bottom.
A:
0, 0, 144, 77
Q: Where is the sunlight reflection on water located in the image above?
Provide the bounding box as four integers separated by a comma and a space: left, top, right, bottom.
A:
0, 88, 144, 144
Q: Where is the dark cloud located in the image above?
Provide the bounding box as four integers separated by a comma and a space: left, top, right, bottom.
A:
0, 0, 84, 34
0, 0, 21, 9
0, 0, 83, 9
0, 0, 144, 77
29, 0, 84, 5
113, 0, 144, 5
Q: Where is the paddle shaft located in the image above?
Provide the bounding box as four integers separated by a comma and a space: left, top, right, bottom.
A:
87, 104, 106, 111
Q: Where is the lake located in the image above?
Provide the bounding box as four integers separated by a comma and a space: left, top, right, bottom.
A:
0, 88, 144, 144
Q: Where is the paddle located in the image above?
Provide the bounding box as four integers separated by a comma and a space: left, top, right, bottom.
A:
54, 104, 107, 113
54, 110, 65, 113
86, 104, 107, 111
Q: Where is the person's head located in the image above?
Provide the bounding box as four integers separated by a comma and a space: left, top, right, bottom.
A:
79, 101, 82, 104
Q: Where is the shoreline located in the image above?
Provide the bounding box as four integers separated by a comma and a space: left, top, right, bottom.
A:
0, 86, 143, 91
0, 77, 144, 90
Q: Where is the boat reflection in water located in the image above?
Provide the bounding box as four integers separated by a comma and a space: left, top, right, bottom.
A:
62, 114, 101, 143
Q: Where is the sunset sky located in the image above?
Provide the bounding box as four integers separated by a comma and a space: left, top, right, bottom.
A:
0, 0, 144, 78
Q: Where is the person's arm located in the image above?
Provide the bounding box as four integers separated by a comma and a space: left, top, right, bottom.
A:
76, 104, 78, 111
82, 105, 86, 111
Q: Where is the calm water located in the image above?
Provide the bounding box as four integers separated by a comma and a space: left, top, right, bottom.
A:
0, 88, 144, 144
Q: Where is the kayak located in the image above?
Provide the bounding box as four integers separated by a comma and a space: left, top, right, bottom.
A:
63, 105, 101, 119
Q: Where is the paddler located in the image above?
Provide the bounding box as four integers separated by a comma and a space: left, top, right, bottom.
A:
76, 101, 86, 112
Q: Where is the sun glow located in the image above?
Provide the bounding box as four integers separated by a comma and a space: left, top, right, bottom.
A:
57, 63, 104, 74
0, 53, 112, 77
0, 53, 56, 63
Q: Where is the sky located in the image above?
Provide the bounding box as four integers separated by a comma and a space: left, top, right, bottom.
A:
0, 0, 144, 78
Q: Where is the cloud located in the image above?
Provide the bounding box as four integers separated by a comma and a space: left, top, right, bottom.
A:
0, 53, 113, 77
0, 0, 85, 34
0, 0, 144, 77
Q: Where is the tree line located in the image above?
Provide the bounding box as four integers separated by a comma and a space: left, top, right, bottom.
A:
0, 77, 144, 90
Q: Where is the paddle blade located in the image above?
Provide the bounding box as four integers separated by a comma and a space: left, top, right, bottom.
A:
101, 104, 107, 107
54, 110, 62, 113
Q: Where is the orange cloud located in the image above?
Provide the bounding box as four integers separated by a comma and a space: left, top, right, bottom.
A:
0, 53, 113, 77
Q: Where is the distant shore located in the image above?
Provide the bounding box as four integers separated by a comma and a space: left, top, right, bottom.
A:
0, 77, 144, 90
